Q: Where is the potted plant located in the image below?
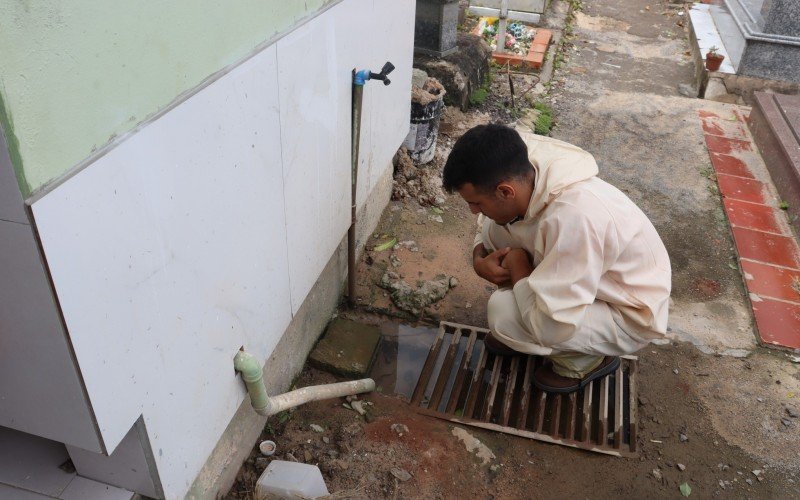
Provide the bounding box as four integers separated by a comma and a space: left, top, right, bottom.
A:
705, 46, 725, 72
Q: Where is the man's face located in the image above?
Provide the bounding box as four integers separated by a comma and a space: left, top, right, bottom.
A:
457, 182, 518, 225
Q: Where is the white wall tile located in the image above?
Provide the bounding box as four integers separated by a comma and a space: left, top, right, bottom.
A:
32, 44, 291, 498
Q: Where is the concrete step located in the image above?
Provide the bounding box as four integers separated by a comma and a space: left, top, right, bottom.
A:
747, 92, 800, 236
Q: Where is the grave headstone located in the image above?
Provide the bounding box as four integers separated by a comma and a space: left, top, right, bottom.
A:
415, 0, 460, 57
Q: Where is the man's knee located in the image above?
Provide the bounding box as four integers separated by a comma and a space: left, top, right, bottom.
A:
487, 289, 518, 332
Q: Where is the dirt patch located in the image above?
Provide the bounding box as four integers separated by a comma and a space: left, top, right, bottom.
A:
225, 344, 800, 499
574, 11, 631, 33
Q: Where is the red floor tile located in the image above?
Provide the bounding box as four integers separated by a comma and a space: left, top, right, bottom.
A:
709, 152, 754, 178
741, 259, 800, 303
752, 298, 800, 349
701, 119, 725, 137
731, 226, 800, 268
716, 173, 767, 204
704, 134, 753, 155
723, 198, 783, 234
701, 118, 749, 140
698, 110, 719, 119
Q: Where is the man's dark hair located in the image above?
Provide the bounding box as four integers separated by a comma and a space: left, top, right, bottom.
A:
442, 123, 533, 193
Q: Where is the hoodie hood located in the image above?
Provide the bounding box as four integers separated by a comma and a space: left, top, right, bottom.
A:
518, 130, 599, 220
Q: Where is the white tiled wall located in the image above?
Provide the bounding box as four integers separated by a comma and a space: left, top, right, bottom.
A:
29, 0, 413, 497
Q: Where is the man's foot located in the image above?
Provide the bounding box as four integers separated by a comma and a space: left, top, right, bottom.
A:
483, 332, 520, 357
533, 356, 620, 394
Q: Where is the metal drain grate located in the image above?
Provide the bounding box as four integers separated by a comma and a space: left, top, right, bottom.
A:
410, 321, 639, 457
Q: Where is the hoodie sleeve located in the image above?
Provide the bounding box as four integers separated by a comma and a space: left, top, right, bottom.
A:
473, 214, 493, 251
511, 203, 618, 347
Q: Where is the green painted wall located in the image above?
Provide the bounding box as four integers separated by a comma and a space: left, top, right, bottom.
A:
0, 1, 333, 197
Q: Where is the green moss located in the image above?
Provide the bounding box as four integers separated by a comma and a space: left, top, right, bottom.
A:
532, 102, 553, 135
469, 68, 494, 107
469, 87, 490, 105
0, 89, 30, 197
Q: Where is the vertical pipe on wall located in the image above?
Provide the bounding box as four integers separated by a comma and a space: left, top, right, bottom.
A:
348, 69, 364, 308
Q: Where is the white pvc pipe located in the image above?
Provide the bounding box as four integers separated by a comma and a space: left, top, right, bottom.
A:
234, 350, 375, 417
264, 379, 376, 416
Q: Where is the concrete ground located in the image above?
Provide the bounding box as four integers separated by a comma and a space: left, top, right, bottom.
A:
227, 0, 800, 498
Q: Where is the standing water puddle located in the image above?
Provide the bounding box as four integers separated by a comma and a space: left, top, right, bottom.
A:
370, 322, 478, 402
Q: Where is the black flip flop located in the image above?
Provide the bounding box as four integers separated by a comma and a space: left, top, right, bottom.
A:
533, 356, 621, 394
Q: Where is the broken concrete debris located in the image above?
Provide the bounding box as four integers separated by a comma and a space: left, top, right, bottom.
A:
451, 427, 496, 465
392, 147, 447, 206
255, 461, 329, 499
379, 272, 457, 315
390, 467, 412, 482
391, 423, 409, 437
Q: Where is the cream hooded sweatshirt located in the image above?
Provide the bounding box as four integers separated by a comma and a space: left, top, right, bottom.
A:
475, 132, 671, 347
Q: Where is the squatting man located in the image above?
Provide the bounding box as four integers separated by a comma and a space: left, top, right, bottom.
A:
443, 124, 671, 393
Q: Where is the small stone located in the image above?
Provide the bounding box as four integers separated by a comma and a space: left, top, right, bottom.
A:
449, 277, 459, 288
390, 467, 412, 482
746, 478, 753, 485
490, 464, 501, 472
429, 215, 443, 223
786, 405, 799, 418
752, 469, 762, 477
757, 397, 764, 402
679, 433, 688, 442
465, 302, 472, 308
678, 83, 697, 97
346, 395, 358, 402
391, 423, 410, 436
704, 77, 733, 102
781, 418, 793, 427
434, 195, 446, 206
303, 450, 313, 462
673, 368, 679, 375
322, 436, 330, 444
309, 424, 324, 433
652, 469, 663, 481
364, 412, 375, 423
677, 463, 686, 471
350, 400, 367, 416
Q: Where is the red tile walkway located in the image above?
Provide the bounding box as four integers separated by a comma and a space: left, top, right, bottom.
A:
700, 108, 800, 350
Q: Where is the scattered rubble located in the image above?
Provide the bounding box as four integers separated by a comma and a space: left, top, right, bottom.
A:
451, 427, 496, 465
379, 272, 457, 315
390, 423, 409, 437
391, 147, 447, 206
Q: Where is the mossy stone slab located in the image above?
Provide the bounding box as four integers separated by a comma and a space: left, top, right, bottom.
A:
308, 318, 381, 378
